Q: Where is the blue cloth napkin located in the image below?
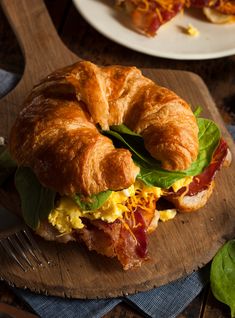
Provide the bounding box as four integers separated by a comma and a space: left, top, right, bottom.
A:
14, 266, 209, 318
1, 70, 234, 318
0, 69, 20, 98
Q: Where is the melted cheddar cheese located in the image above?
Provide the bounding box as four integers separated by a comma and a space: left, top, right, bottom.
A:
135, 0, 183, 11
133, 0, 186, 23
48, 181, 162, 234
48, 176, 193, 234
48, 187, 134, 233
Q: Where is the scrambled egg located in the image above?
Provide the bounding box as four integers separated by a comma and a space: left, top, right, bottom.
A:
48, 182, 162, 234
48, 176, 192, 234
49, 185, 139, 233
159, 209, 177, 222
49, 188, 133, 234
171, 176, 193, 193
48, 197, 83, 233
186, 24, 199, 37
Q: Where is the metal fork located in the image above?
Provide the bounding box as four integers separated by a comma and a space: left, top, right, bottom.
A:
0, 226, 51, 272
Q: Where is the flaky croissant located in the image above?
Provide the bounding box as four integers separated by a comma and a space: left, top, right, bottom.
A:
9, 61, 198, 196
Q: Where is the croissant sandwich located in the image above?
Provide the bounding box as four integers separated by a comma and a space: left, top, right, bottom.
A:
0, 61, 231, 270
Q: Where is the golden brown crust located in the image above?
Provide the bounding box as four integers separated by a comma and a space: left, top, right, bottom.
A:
9, 95, 139, 196
9, 61, 198, 195
124, 84, 198, 170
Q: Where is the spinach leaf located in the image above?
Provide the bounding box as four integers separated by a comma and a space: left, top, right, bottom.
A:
73, 190, 112, 211
104, 118, 220, 189
0, 146, 17, 186
186, 118, 220, 175
137, 165, 186, 188
110, 124, 141, 137
210, 240, 235, 317
15, 167, 56, 229
104, 129, 156, 166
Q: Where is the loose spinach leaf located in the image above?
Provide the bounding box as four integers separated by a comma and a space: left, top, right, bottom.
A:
103, 118, 220, 189
73, 190, 112, 211
210, 240, 235, 318
0, 146, 17, 186
15, 167, 56, 229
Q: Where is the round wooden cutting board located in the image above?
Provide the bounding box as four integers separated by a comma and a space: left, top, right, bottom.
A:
0, 0, 234, 299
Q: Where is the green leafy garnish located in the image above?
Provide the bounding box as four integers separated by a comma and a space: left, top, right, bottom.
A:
137, 164, 186, 189
110, 124, 141, 137
0, 146, 17, 186
187, 118, 221, 175
15, 167, 56, 229
105, 127, 156, 166
103, 118, 220, 189
210, 240, 235, 317
73, 190, 112, 211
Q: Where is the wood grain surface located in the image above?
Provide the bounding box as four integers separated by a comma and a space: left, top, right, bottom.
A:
0, 0, 78, 138
1, 70, 235, 298
0, 0, 234, 301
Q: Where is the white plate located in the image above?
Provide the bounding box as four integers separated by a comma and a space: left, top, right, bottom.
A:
73, 0, 235, 60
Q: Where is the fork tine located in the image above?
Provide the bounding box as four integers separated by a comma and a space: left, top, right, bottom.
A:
0, 226, 51, 271
23, 229, 51, 265
0, 239, 27, 272
10, 234, 37, 269
16, 231, 43, 267
7, 234, 35, 269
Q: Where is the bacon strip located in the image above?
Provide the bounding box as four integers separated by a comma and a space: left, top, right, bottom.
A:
173, 139, 228, 197
74, 206, 154, 270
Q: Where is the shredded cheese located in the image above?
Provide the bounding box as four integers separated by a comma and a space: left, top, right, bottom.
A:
118, 183, 161, 242
49, 178, 195, 237
137, 0, 150, 11
132, 0, 233, 12
132, 0, 185, 21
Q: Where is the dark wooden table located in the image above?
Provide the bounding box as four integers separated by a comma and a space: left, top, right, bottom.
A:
0, 1, 234, 317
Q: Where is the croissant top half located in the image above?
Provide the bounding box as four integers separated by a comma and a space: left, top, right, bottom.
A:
9, 61, 199, 196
